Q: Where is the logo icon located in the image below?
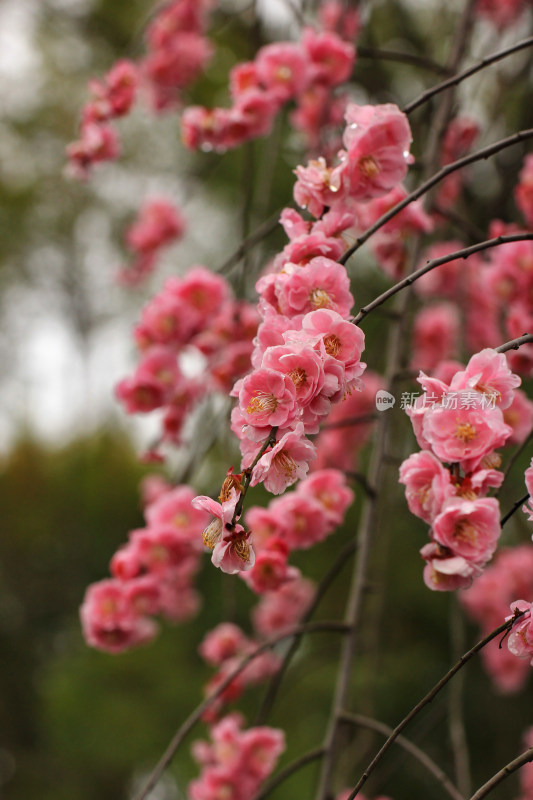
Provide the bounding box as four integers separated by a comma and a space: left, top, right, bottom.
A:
375, 390, 396, 411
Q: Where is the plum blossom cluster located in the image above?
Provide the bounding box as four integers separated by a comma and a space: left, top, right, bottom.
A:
293, 102, 413, 218
242, 468, 354, 590
461, 545, 533, 693
66, 0, 214, 177
117, 197, 186, 285
413, 154, 533, 378
66, 59, 139, 178
182, 24, 355, 153
80, 484, 209, 652
192, 465, 353, 578
115, 266, 259, 454
399, 349, 522, 591
141, 0, 214, 111
189, 713, 284, 800
198, 623, 281, 722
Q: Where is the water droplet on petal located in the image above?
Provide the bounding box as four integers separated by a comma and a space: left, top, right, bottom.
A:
403, 150, 409, 158
350, 123, 358, 129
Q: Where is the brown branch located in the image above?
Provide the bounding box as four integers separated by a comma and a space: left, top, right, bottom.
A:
496, 333, 533, 353
403, 36, 533, 115
498, 429, 533, 495
346, 611, 526, 800
254, 747, 325, 800
231, 427, 278, 525
320, 413, 379, 430
357, 46, 451, 76
133, 620, 350, 800
217, 211, 281, 275
341, 712, 464, 800
352, 235, 533, 325
468, 746, 533, 800
255, 538, 358, 724
500, 493, 530, 527
340, 131, 533, 265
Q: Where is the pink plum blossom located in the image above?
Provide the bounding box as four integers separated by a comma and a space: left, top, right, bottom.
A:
254, 42, 309, 102
238, 367, 297, 428
275, 257, 354, 318
399, 451, 455, 524
340, 102, 412, 200
192, 490, 240, 550
80, 579, 158, 653
432, 497, 501, 567
422, 394, 512, 472
301, 27, 355, 87
212, 525, 256, 574
450, 348, 522, 410
250, 424, 316, 494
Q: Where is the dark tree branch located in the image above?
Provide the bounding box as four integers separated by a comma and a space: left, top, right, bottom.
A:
352, 235, 533, 325
346, 611, 526, 800
357, 46, 452, 75
341, 712, 464, 800
468, 747, 533, 800
496, 333, 533, 353
254, 747, 325, 800
340, 131, 533, 266
133, 621, 350, 800
404, 36, 533, 115
500, 493, 530, 527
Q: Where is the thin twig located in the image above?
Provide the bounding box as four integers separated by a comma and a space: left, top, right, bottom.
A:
255, 538, 358, 724
500, 493, 530, 527
133, 621, 350, 800
340, 131, 533, 265
346, 612, 526, 800
496, 333, 533, 353
320, 413, 379, 430
468, 746, 533, 800
231, 428, 278, 525
345, 471, 377, 499
431, 203, 486, 242
403, 36, 533, 115
352, 235, 533, 324
341, 712, 464, 800
357, 45, 452, 76
216, 211, 281, 275
254, 747, 325, 800
448, 598, 471, 796
498, 429, 533, 495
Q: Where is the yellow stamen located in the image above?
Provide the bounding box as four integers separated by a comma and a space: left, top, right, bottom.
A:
310, 288, 332, 309
454, 520, 478, 545
202, 518, 222, 549
233, 537, 251, 562
288, 367, 307, 388
323, 333, 341, 357
247, 391, 278, 415
455, 422, 477, 443
274, 450, 297, 478
359, 155, 380, 178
